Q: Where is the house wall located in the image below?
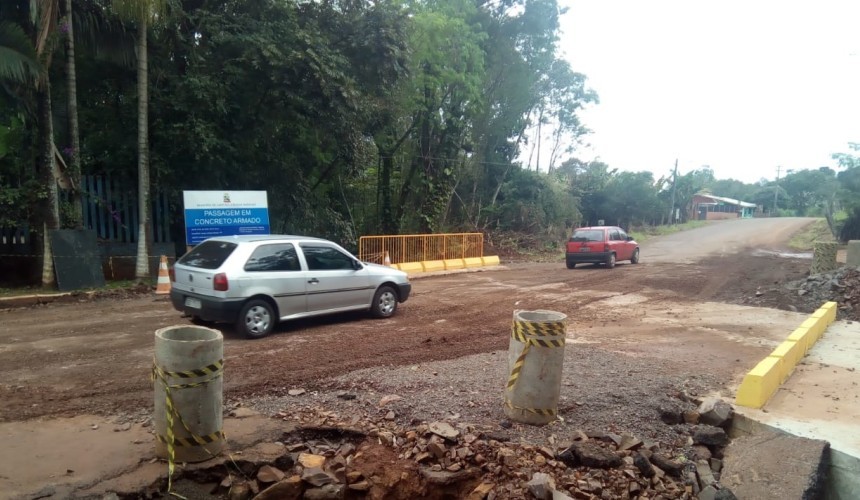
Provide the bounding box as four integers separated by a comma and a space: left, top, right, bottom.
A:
706, 212, 740, 220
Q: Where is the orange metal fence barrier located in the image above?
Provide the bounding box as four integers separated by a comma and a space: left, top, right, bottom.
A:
358, 233, 484, 265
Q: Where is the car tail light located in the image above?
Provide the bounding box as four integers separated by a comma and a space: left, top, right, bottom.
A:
604, 243, 610, 252
213, 273, 229, 291
168, 267, 175, 282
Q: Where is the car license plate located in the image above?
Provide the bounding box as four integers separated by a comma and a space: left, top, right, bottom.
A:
185, 297, 202, 309
580, 247, 590, 252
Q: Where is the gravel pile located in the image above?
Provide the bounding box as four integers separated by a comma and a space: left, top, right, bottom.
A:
785, 265, 860, 320
245, 347, 719, 448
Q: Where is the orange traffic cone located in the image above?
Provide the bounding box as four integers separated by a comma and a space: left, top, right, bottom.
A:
383, 251, 392, 267
155, 255, 171, 295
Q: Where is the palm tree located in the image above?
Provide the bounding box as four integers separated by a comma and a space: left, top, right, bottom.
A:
0, 4, 62, 288
64, 0, 83, 228
0, 21, 42, 82
111, 0, 168, 282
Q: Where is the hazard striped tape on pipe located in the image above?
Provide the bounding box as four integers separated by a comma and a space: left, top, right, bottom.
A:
505, 316, 566, 416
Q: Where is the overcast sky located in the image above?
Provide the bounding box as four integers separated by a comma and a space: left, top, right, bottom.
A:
557, 0, 860, 184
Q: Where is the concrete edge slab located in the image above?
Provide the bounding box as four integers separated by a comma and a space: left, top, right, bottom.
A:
734, 302, 838, 408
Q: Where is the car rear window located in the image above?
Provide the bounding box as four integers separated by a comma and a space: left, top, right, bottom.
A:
570, 230, 604, 242
178, 240, 238, 269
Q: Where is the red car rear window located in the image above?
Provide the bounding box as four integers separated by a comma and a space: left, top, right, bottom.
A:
570, 230, 604, 242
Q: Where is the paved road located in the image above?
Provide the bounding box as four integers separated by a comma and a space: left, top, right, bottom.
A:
642, 217, 816, 263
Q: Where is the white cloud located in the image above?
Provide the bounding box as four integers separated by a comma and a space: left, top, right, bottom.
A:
557, 0, 860, 183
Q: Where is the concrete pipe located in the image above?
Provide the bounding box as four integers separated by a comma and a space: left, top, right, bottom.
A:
154, 325, 224, 463
811, 241, 838, 275
504, 310, 568, 425
847, 240, 860, 267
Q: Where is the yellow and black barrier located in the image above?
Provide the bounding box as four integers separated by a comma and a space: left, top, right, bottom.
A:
152, 358, 224, 494
153, 326, 226, 497
504, 311, 568, 425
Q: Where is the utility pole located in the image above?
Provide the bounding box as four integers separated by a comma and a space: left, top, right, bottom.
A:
668, 159, 678, 224
773, 165, 781, 215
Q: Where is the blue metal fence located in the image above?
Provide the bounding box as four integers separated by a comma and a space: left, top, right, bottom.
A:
1, 175, 172, 253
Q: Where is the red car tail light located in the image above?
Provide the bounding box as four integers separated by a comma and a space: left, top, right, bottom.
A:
213, 273, 229, 291
168, 267, 175, 282
604, 243, 610, 252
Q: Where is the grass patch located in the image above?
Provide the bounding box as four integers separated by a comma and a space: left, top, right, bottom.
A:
788, 218, 835, 251
629, 220, 710, 243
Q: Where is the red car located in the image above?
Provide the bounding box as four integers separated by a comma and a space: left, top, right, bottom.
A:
565, 226, 640, 269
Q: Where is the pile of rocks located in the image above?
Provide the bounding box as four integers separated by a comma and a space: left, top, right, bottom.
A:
788, 265, 860, 320
188, 396, 741, 500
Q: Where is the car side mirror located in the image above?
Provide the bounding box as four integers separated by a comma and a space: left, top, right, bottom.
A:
353, 260, 364, 270
626, 236, 633, 241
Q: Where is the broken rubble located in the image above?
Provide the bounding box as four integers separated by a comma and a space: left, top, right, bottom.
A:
297, 453, 326, 468
696, 459, 716, 489
651, 453, 685, 477
252, 475, 302, 500
693, 426, 730, 447
229, 482, 252, 500
526, 472, 556, 500
348, 480, 370, 491
558, 442, 622, 469
256, 465, 285, 483
697, 397, 734, 428
301, 467, 336, 487
466, 482, 494, 500
633, 452, 655, 478
428, 421, 460, 440
303, 484, 344, 500
617, 434, 642, 451
420, 466, 478, 485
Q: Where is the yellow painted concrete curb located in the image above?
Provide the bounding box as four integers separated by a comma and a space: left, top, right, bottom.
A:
482, 255, 501, 266
735, 301, 838, 409
464, 257, 484, 268
386, 256, 502, 275
397, 262, 424, 273
443, 258, 466, 270
421, 260, 446, 272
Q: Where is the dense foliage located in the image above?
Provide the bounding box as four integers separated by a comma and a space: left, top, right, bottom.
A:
1, 0, 859, 286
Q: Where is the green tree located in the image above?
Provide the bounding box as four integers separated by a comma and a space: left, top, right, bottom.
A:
0, 21, 42, 82
834, 143, 860, 240
62, 0, 82, 227
111, 0, 168, 281
1, 1, 63, 287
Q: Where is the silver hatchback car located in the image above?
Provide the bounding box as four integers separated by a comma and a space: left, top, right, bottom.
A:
169, 235, 412, 338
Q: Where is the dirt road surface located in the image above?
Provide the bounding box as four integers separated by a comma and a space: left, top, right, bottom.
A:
0, 216, 829, 497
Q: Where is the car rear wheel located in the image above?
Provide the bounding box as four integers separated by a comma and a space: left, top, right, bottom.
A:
606, 253, 616, 269
237, 299, 275, 339
630, 248, 640, 264
371, 285, 398, 318
566, 261, 576, 269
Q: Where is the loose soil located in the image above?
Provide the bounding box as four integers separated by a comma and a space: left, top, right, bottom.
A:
1, 217, 851, 498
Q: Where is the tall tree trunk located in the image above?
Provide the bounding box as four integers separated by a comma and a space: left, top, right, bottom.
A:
37, 79, 59, 288
134, 18, 150, 281
65, 0, 83, 228
379, 151, 396, 234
